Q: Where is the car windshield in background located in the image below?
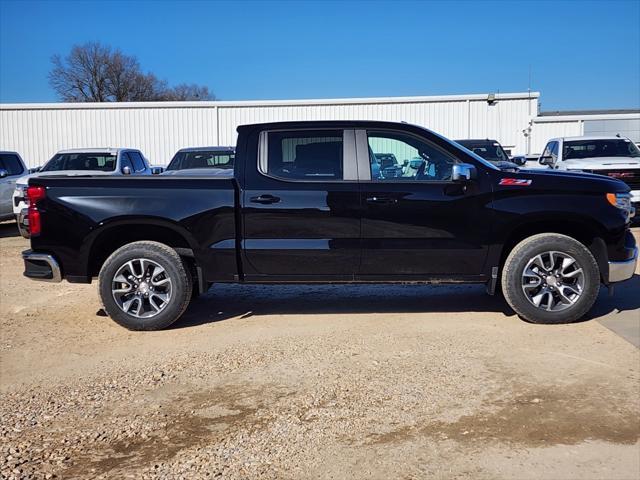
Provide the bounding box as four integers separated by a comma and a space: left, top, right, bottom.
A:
563, 139, 640, 160
459, 143, 509, 163
167, 151, 235, 171
41, 153, 116, 172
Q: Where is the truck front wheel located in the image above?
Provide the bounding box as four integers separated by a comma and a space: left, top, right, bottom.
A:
501, 233, 600, 324
98, 241, 193, 330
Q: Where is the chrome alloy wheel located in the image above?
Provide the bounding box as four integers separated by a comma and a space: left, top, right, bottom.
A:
111, 258, 172, 318
521, 251, 585, 312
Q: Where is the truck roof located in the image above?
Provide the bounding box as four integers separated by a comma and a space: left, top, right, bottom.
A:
56, 148, 136, 154
237, 120, 431, 132
550, 135, 632, 142
177, 146, 235, 153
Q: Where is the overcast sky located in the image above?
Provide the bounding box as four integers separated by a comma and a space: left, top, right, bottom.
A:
1, 0, 638, 110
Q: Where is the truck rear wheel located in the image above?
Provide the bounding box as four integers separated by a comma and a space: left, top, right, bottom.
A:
501, 233, 600, 324
98, 241, 192, 330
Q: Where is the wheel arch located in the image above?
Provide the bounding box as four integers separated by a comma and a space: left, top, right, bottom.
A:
83, 217, 199, 278
497, 217, 608, 282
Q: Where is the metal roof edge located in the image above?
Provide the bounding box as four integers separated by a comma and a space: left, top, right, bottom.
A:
0, 92, 540, 110
533, 113, 640, 123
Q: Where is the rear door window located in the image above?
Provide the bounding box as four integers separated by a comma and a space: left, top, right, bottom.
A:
263, 130, 344, 181
0, 154, 25, 176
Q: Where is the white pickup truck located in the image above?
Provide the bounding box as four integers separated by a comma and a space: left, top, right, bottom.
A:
539, 136, 640, 210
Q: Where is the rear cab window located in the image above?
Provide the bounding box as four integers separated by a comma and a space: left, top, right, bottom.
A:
41, 153, 116, 172
167, 151, 235, 170
261, 130, 345, 181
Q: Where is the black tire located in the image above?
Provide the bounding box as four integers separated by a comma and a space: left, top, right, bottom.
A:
98, 241, 192, 330
501, 233, 600, 324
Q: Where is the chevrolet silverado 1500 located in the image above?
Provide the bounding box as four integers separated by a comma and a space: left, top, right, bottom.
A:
20, 121, 637, 330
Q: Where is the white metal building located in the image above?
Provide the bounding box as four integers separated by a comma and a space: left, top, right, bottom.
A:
1, 92, 538, 167
1, 92, 639, 168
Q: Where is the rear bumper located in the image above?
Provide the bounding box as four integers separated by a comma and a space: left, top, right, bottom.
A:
22, 250, 62, 282
17, 208, 29, 238
608, 246, 637, 283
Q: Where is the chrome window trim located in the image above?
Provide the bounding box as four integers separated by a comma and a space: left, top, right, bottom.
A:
257, 128, 358, 184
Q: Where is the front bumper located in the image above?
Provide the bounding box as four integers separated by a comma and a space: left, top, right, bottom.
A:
22, 250, 62, 282
608, 246, 638, 283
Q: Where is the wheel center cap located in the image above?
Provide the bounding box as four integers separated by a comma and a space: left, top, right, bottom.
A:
546, 276, 558, 286
138, 282, 150, 294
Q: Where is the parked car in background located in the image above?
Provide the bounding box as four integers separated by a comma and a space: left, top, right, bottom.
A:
0, 151, 27, 221
19, 120, 636, 330
13, 148, 155, 228
538, 136, 640, 211
162, 147, 235, 176
374, 153, 404, 178
455, 139, 520, 170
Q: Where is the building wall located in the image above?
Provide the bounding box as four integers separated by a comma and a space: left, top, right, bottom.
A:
0, 92, 538, 167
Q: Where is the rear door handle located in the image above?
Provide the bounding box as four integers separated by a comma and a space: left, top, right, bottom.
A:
366, 196, 398, 205
250, 194, 281, 205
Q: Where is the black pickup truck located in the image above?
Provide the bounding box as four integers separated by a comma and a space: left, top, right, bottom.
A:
21, 121, 637, 330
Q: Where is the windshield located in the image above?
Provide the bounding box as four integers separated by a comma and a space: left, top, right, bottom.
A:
167, 151, 235, 171
458, 142, 509, 163
41, 153, 116, 172
563, 139, 640, 160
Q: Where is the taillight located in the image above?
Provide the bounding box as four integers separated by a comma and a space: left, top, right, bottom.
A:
26, 186, 46, 237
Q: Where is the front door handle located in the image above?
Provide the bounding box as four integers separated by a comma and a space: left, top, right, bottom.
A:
366, 196, 398, 205
250, 194, 281, 205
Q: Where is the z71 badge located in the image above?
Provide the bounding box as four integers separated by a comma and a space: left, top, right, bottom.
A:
500, 178, 532, 186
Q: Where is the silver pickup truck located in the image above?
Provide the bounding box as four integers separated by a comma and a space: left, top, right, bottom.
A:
539, 135, 640, 211
0, 151, 28, 222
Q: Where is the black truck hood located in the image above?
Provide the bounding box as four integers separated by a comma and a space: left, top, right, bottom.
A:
498, 168, 631, 193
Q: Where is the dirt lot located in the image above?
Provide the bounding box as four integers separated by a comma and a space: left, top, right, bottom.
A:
1, 222, 639, 480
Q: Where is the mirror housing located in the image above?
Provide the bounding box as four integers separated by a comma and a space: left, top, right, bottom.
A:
0, 168, 8, 179
151, 166, 164, 175
539, 155, 554, 166
451, 163, 477, 182
122, 166, 132, 175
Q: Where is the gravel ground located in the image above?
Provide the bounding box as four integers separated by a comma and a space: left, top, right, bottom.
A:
1, 222, 639, 479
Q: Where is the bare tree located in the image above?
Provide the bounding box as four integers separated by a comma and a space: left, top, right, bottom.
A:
49, 42, 214, 102
159, 83, 215, 101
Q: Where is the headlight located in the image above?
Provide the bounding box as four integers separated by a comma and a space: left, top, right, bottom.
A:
607, 192, 635, 218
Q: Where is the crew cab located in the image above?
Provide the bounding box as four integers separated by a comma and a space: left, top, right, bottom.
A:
20, 121, 637, 330
13, 148, 157, 222
539, 136, 640, 210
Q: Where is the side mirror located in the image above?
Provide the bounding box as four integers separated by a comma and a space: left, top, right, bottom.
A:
403, 159, 409, 166
539, 155, 554, 166
0, 169, 8, 179
511, 156, 526, 166
151, 166, 164, 175
452, 163, 477, 182
122, 166, 132, 175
